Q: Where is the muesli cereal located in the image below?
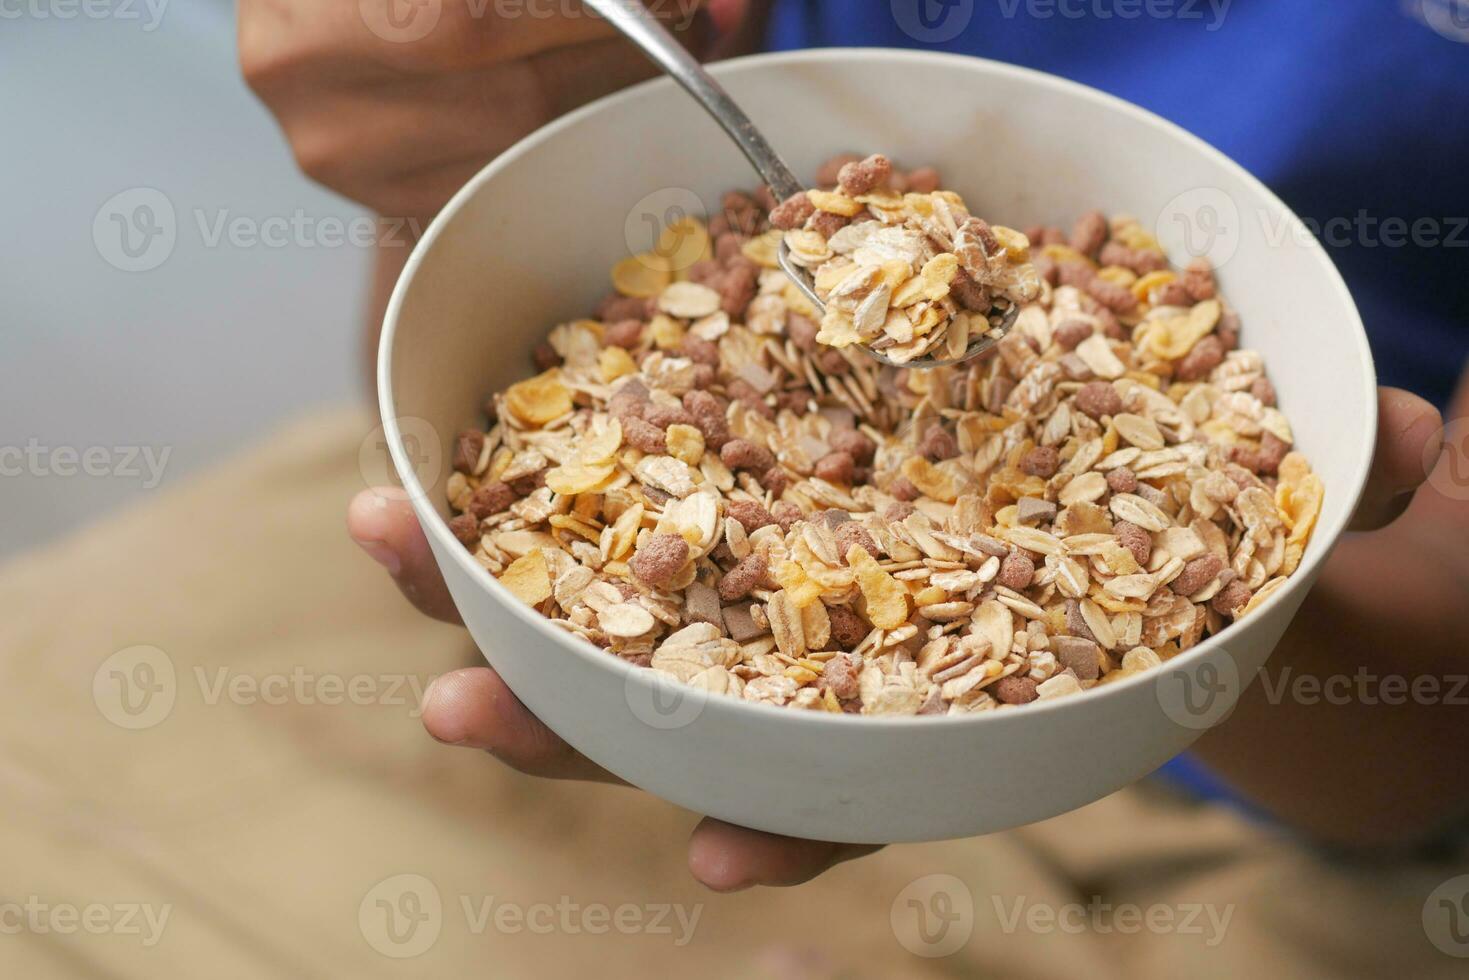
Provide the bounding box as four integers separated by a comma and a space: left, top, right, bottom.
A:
770, 154, 1042, 364
446, 154, 1324, 717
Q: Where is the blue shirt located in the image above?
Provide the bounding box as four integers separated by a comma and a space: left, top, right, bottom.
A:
768, 0, 1468, 809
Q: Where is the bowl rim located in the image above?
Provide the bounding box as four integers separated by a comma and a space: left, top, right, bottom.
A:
379, 46, 1378, 731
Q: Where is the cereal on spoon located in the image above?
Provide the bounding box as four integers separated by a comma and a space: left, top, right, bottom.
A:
445, 155, 1324, 717
769, 154, 1043, 363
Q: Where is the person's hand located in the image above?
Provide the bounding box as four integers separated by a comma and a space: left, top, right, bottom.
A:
346, 489, 879, 891
239, 0, 726, 222
241, 0, 768, 382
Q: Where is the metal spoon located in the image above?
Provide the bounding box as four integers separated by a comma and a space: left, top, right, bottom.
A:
585, 0, 1016, 368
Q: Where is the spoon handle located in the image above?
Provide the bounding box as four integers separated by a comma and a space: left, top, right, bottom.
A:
583, 0, 805, 200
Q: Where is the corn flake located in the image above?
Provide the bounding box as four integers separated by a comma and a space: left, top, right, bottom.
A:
920, 253, 959, 301
741, 230, 781, 269
499, 549, 552, 606
611, 253, 673, 297
807, 189, 864, 217
505, 370, 573, 426
901, 456, 964, 503
665, 424, 705, 466
772, 559, 826, 608
655, 216, 711, 274
1277, 472, 1324, 546
545, 462, 616, 496
1146, 299, 1221, 360
598, 346, 637, 383
847, 546, 909, 629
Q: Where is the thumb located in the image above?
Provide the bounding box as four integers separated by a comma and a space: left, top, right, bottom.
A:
707, 0, 749, 33
1349, 387, 1443, 531
347, 490, 465, 624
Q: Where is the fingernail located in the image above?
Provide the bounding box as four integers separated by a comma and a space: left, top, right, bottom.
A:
355, 538, 402, 577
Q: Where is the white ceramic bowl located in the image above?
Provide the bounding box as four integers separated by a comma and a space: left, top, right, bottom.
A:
379, 49, 1376, 844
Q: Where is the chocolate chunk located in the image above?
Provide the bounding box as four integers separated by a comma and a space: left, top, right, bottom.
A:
684, 581, 725, 633
723, 602, 766, 643
1016, 496, 1058, 525
1053, 636, 1102, 681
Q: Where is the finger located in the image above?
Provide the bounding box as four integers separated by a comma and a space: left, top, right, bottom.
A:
1350, 387, 1444, 531
372, 0, 708, 73
279, 37, 666, 220
708, 0, 748, 33
686, 818, 880, 892
1415, 367, 1469, 521
421, 667, 624, 784
347, 489, 464, 624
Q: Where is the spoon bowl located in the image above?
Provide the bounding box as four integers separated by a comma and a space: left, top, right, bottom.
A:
589, 0, 1011, 369
776, 239, 1019, 368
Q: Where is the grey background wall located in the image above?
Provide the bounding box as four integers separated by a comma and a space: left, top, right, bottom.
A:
1, 2, 369, 556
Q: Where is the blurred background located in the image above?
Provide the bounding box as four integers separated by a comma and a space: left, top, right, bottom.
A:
1, 1, 366, 556
2, 3, 1465, 978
